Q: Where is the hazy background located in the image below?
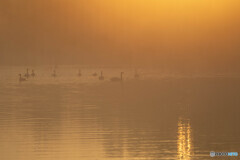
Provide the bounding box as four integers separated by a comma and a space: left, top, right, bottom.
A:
1, 2, 240, 159
1, 0, 240, 73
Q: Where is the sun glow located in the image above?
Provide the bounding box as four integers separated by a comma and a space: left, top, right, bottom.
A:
1, 0, 240, 68
178, 118, 193, 160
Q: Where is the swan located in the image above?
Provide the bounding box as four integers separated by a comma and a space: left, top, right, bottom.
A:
110, 72, 124, 82
24, 68, 30, 78
78, 69, 82, 77
99, 71, 104, 80
52, 70, 57, 77
92, 72, 97, 77
31, 69, 36, 77
19, 74, 27, 82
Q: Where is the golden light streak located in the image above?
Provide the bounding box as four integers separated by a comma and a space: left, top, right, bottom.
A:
177, 118, 193, 160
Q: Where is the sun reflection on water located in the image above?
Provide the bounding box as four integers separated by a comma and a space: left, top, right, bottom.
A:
177, 118, 193, 160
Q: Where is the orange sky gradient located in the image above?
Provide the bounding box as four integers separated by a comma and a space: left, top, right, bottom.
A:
0, 0, 240, 72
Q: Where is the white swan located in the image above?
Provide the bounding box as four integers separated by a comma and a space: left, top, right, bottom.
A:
99, 71, 104, 80
110, 72, 124, 82
19, 74, 27, 82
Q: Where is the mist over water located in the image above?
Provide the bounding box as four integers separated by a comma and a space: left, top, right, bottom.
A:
1, 0, 240, 73
1, 1, 240, 159
0, 66, 239, 160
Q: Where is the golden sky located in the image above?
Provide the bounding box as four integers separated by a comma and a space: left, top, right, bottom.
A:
0, 0, 240, 71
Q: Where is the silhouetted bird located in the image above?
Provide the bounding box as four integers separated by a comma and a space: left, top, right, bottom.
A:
31, 70, 36, 77
111, 72, 124, 82
19, 74, 27, 82
99, 71, 104, 80
24, 68, 30, 78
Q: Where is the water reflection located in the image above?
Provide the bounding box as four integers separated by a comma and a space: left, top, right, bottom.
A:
1, 67, 240, 160
178, 118, 193, 160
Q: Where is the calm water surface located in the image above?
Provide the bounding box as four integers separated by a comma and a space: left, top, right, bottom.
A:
0, 66, 240, 160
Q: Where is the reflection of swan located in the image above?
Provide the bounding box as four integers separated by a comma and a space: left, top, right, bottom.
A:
177, 118, 193, 160
92, 72, 97, 77
31, 70, 36, 77
19, 74, 27, 82
24, 68, 30, 78
111, 72, 124, 82
78, 69, 82, 77
99, 71, 104, 80
52, 70, 57, 77
134, 69, 139, 78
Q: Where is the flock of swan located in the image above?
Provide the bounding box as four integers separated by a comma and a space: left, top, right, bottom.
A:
19, 68, 35, 82
19, 68, 140, 82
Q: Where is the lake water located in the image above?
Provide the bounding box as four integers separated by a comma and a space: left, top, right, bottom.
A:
0, 66, 239, 160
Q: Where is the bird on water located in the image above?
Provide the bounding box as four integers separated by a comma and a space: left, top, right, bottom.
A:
110, 72, 124, 82
24, 68, 30, 78
99, 71, 104, 80
19, 74, 27, 82
31, 69, 36, 77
